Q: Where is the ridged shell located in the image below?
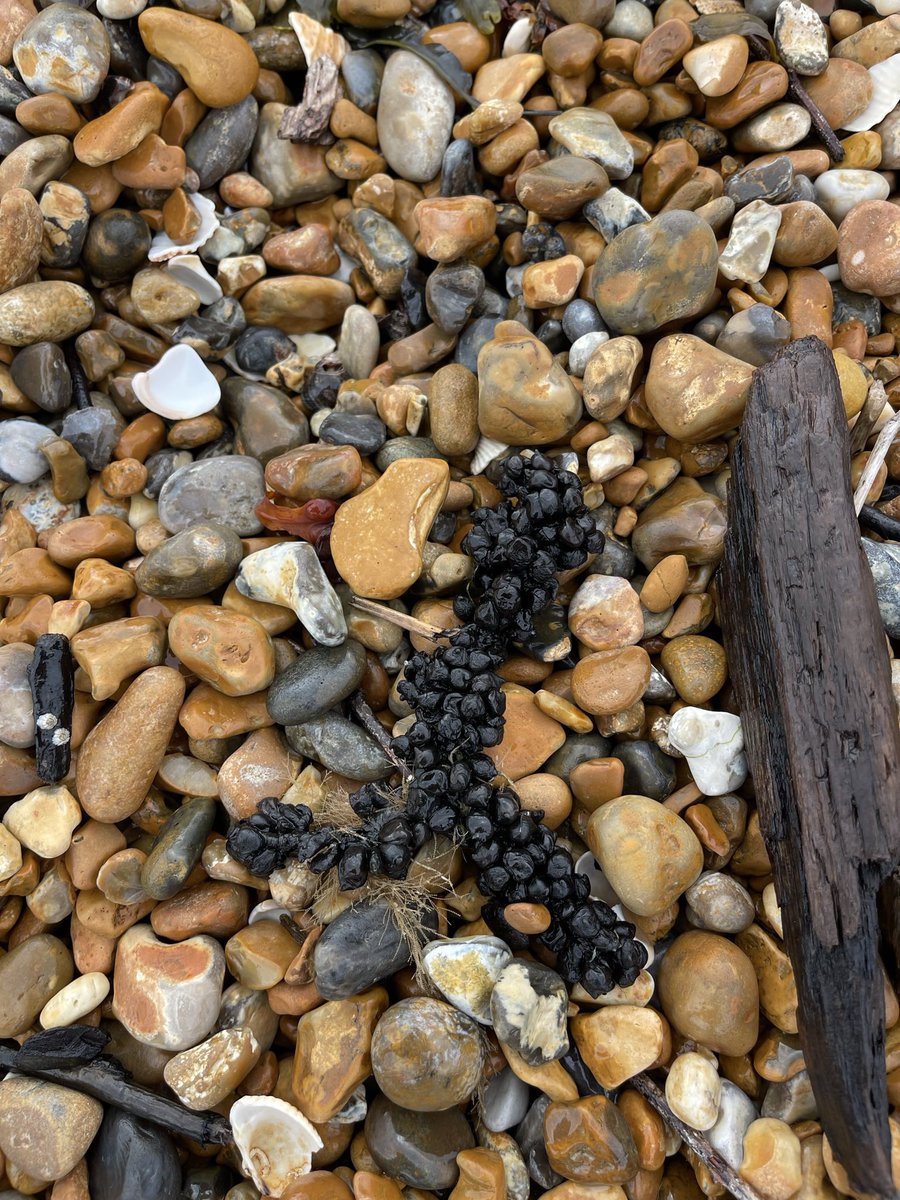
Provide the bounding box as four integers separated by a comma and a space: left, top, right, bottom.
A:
230, 1095, 323, 1197
842, 53, 900, 132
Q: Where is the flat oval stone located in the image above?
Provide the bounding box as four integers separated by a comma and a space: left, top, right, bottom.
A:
0, 189, 43, 295
137, 8, 259, 107
185, 96, 259, 190
371, 997, 485, 1111
10, 342, 71, 413
0, 934, 73, 1037
0, 1077, 104, 1182
657, 930, 759, 1056
366, 1095, 475, 1189
0, 281, 94, 346
168, 605, 275, 697
267, 639, 367, 725
242, 275, 354, 335
140, 796, 217, 901
631, 478, 727, 571
593, 211, 718, 335
112, 924, 225, 1050
76, 666, 186, 822
13, 6, 110, 104
285, 712, 392, 781
0, 643, 34, 749
265, 444, 362, 504
221, 378, 310, 466
136, 523, 244, 599
377, 50, 454, 184
89, 1109, 181, 1200
331, 458, 450, 600
158, 456, 265, 535
313, 900, 438, 999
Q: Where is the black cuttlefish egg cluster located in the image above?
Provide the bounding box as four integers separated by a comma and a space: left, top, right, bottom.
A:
227, 452, 648, 997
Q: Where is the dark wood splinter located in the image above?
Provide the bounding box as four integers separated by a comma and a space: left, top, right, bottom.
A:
720, 336, 900, 1200
29, 632, 75, 783
278, 55, 341, 144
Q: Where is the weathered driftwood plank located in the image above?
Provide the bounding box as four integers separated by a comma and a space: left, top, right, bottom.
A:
719, 336, 900, 1200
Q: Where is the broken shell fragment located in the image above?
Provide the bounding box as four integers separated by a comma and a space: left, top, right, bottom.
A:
230, 1094, 323, 1197
132, 344, 221, 420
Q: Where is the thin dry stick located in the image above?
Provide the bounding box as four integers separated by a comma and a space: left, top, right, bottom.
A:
351, 690, 413, 781
853, 403, 900, 515
631, 1074, 765, 1200
350, 594, 449, 641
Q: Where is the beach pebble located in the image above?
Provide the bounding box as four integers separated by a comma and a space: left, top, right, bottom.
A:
235, 541, 347, 645
0, 1077, 103, 1181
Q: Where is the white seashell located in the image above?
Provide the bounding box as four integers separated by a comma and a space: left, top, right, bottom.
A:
230, 1095, 323, 1197
248, 899, 291, 924
667, 707, 748, 796
842, 54, 900, 132
575, 850, 619, 905
166, 254, 224, 305
422, 935, 512, 1023
471, 436, 509, 475
502, 15, 535, 55
288, 11, 349, 65
149, 195, 220, 263
97, 0, 146, 16
132, 344, 221, 420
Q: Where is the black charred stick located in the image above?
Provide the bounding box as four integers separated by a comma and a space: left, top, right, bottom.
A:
0, 1042, 232, 1145
29, 633, 75, 783
859, 503, 900, 542
720, 337, 900, 1200
63, 340, 91, 410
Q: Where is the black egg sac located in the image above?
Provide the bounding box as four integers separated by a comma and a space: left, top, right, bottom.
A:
226, 452, 648, 996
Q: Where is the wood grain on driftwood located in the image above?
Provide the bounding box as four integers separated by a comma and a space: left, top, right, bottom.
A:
720, 336, 900, 1200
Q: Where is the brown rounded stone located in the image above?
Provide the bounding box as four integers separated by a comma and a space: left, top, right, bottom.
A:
71, 615, 166, 702
632, 478, 727, 571
801, 58, 873, 130
151, 881, 249, 940
837, 200, 900, 299
570, 758, 626, 810
0, 548, 71, 598
660, 635, 728, 703
478, 320, 582, 445
414, 196, 497, 262
76, 667, 186, 822
772, 201, 838, 268
645, 335, 752, 442
242, 277, 355, 334
371, 997, 485, 1112
73, 82, 169, 168
0, 1077, 103, 1182
572, 1006, 670, 1091
429, 363, 480, 456
545, 1096, 640, 1183
179, 683, 274, 740
0, 189, 43, 295
137, 9, 259, 107
515, 157, 609, 222
225, 920, 300, 988
168, 604, 275, 697
657, 930, 760, 1055
572, 648, 651, 717
265, 444, 362, 503
515, 773, 573, 829
706, 63, 790, 130
0, 933, 73, 1036
45, 516, 135, 568
486, 684, 567, 781
263, 225, 340, 275
292, 988, 389, 1123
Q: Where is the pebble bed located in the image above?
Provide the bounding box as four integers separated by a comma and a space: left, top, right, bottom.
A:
0, 0, 898, 1195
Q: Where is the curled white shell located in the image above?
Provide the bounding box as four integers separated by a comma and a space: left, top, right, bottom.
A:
471, 436, 509, 475
149, 194, 220, 263
502, 15, 535, 55
842, 54, 900, 133
230, 1095, 323, 1197
132, 344, 221, 420
166, 254, 224, 305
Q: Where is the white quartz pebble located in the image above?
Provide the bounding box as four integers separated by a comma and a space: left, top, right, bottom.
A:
709, 1079, 759, 1169
587, 434, 635, 483
814, 169, 891, 224
40, 972, 110, 1028
235, 542, 347, 647
667, 707, 748, 795
718, 200, 783, 284
4, 785, 81, 858
665, 1051, 722, 1131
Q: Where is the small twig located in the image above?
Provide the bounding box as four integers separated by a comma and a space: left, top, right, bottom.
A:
850, 379, 889, 455
746, 35, 843, 161
859, 505, 900, 541
351, 690, 413, 782
350, 594, 449, 640
0, 1045, 232, 1145
631, 1074, 766, 1200
278, 55, 340, 143
853, 406, 900, 515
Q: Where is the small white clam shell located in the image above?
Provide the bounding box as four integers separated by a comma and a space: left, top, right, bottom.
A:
132, 344, 221, 420
502, 15, 535, 55
230, 1095, 323, 1197
842, 54, 900, 132
471, 436, 509, 475
166, 254, 224, 305
149, 194, 220, 263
